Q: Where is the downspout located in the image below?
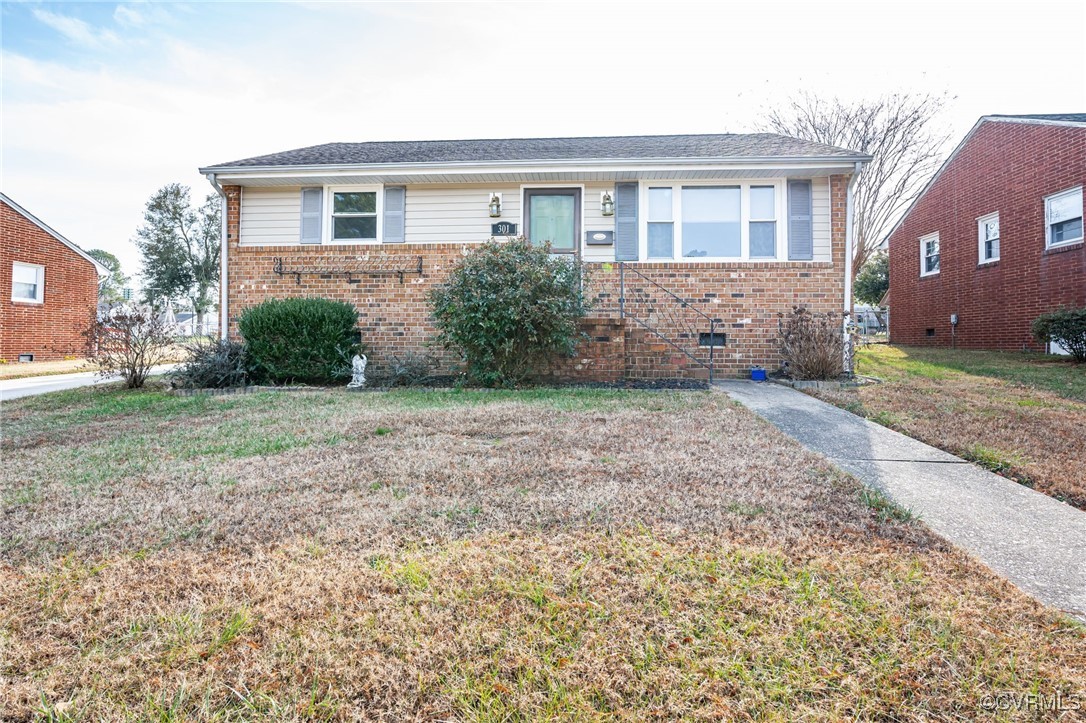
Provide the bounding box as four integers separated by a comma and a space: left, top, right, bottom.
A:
844, 160, 864, 313
206, 173, 228, 341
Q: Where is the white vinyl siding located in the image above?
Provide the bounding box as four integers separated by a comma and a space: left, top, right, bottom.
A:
582, 182, 617, 262
239, 187, 301, 245
404, 184, 521, 244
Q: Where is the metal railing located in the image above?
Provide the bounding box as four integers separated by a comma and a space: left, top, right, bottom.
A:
618, 262, 718, 382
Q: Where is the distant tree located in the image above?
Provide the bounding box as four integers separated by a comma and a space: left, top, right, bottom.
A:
760, 92, 950, 276
134, 184, 220, 329
853, 252, 889, 306
86, 249, 128, 304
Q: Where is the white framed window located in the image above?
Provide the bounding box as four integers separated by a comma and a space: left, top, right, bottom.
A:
638, 181, 786, 261
919, 232, 940, 277
977, 212, 1000, 263
1045, 186, 1083, 248
326, 185, 381, 243
11, 262, 44, 303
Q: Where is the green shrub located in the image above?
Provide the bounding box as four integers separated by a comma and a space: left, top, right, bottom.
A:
1031, 307, 1086, 362
238, 297, 362, 384
429, 238, 589, 387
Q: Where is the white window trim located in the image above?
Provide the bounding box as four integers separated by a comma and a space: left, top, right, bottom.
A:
636, 180, 787, 262
919, 232, 940, 277
518, 184, 586, 254
1044, 186, 1084, 249
11, 262, 45, 303
323, 184, 383, 245
977, 212, 1000, 263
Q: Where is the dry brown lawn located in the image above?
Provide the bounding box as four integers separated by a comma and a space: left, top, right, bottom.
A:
813, 345, 1086, 509
2, 385, 1084, 720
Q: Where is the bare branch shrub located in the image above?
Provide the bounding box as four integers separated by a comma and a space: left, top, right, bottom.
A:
85, 305, 176, 388
170, 337, 249, 389
776, 307, 847, 380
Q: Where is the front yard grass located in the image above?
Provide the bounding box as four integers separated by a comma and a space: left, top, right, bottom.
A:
813, 344, 1086, 509
2, 384, 1084, 720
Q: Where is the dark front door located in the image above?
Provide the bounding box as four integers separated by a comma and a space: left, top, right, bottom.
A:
524, 188, 580, 254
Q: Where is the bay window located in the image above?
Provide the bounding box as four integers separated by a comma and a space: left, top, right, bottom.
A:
639, 181, 785, 260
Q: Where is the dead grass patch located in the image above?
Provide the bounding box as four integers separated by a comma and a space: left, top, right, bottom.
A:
817, 346, 1086, 509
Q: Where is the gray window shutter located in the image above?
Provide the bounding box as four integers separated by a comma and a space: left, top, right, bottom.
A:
614, 183, 639, 261
382, 186, 406, 243
788, 180, 813, 260
300, 187, 323, 244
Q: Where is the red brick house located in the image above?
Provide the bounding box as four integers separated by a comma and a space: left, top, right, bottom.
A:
1, 193, 107, 362
887, 114, 1085, 351
200, 134, 869, 380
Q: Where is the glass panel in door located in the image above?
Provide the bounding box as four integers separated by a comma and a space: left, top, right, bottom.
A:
528, 193, 576, 252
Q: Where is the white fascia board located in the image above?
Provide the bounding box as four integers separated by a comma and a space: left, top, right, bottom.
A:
0, 192, 110, 275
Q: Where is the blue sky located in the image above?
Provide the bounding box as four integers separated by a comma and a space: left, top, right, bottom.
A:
3, 1, 1084, 289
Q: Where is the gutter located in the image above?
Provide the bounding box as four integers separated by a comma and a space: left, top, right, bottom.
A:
205, 173, 228, 341
844, 160, 864, 314
198, 154, 873, 177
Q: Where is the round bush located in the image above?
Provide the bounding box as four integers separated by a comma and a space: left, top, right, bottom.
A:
429, 237, 589, 387
238, 297, 362, 384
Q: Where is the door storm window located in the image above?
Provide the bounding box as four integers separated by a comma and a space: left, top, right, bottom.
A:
749, 186, 777, 258
1045, 186, 1083, 248
11, 262, 44, 303
920, 232, 940, 276
647, 187, 674, 259
331, 188, 379, 241
977, 212, 999, 262
524, 188, 580, 253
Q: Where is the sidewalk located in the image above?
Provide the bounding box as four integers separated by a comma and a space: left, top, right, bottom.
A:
717, 379, 1086, 621
0, 365, 177, 401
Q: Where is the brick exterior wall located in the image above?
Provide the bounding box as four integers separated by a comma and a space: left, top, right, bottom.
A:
1, 200, 100, 362
223, 175, 848, 379
888, 121, 1086, 350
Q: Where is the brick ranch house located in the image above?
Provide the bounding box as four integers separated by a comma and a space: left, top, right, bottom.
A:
200, 134, 869, 380
1, 193, 107, 363
887, 114, 1085, 351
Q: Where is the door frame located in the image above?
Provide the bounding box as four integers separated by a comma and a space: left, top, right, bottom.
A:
520, 185, 583, 255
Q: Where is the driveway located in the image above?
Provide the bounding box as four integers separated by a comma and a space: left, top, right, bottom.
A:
718, 379, 1086, 621
0, 365, 177, 401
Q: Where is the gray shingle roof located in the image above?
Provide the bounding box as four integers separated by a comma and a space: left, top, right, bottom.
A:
987, 113, 1086, 123
202, 133, 868, 170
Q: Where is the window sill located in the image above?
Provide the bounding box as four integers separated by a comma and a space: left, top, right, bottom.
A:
976, 259, 999, 268
10, 299, 44, 306
919, 272, 940, 279
1043, 240, 1083, 256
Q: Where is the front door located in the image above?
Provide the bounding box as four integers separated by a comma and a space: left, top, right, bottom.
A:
524, 188, 580, 255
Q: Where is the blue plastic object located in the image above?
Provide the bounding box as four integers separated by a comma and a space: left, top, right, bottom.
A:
750, 367, 767, 382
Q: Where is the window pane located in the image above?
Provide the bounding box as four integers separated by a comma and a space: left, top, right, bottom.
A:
1047, 190, 1083, 223
648, 188, 672, 221
333, 216, 377, 239
984, 218, 999, 241
1051, 217, 1083, 243
13, 282, 38, 299
750, 186, 775, 219
985, 238, 999, 259
750, 221, 776, 257
529, 194, 575, 250
12, 264, 38, 285
334, 192, 377, 214
648, 222, 674, 258
682, 187, 740, 257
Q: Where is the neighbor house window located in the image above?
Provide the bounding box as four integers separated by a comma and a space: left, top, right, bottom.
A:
640, 181, 784, 260
1045, 186, 1083, 248
749, 186, 777, 258
11, 262, 44, 303
977, 212, 999, 262
647, 187, 674, 258
331, 188, 379, 241
920, 232, 940, 276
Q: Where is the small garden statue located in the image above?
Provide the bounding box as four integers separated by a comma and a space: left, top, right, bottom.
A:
346, 353, 367, 389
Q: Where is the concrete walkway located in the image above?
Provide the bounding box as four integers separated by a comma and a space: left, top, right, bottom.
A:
0, 365, 177, 401
717, 380, 1086, 621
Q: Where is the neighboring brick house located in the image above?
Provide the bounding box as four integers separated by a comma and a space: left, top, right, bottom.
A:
200, 134, 868, 380
887, 114, 1085, 351
1, 193, 107, 362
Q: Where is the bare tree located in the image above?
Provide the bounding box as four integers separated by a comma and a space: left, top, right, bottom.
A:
85, 305, 176, 388
761, 92, 950, 275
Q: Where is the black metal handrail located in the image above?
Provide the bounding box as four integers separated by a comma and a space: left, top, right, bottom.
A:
617, 262, 718, 382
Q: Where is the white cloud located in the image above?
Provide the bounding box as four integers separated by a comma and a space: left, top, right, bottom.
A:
31, 8, 120, 49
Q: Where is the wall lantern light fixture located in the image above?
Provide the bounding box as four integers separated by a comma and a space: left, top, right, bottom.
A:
488, 193, 503, 218
600, 190, 615, 217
